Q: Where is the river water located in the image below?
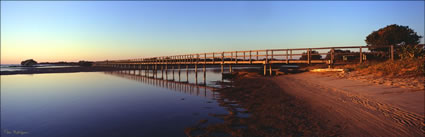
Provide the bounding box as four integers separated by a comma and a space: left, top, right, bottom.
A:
1, 69, 234, 137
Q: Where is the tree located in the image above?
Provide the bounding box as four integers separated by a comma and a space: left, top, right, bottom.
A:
299, 51, 322, 60
365, 24, 422, 52
324, 49, 351, 60
21, 59, 38, 66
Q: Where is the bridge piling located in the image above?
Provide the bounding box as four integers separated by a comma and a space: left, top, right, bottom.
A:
178, 65, 181, 82
221, 64, 223, 73
186, 65, 189, 83
195, 69, 198, 85
269, 64, 272, 76
195, 64, 198, 85
203, 64, 206, 85
138, 65, 141, 76
165, 64, 168, 80
155, 64, 158, 79
172, 65, 175, 81
133, 65, 136, 74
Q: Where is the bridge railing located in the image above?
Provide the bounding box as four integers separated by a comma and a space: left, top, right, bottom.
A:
96, 45, 400, 66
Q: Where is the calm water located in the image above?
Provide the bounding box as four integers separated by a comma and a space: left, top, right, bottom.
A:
0, 64, 77, 72
1, 70, 231, 137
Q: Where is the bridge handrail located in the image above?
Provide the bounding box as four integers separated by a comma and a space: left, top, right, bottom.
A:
96, 45, 408, 64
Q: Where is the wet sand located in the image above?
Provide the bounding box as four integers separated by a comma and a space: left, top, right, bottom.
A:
273, 72, 424, 137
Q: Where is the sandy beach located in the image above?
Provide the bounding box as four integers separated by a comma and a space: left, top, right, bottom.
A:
273, 72, 424, 137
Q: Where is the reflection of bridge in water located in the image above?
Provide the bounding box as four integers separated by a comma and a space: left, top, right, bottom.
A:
105, 70, 219, 99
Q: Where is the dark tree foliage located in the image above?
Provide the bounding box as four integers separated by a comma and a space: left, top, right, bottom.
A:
324, 49, 351, 60
21, 59, 38, 66
365, 24, 422, 52
299, 51, 322, 60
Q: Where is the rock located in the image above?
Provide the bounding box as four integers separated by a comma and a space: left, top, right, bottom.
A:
20, 59, 37, 66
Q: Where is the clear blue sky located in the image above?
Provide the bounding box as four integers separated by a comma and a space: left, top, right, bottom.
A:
1, 1, 424, 63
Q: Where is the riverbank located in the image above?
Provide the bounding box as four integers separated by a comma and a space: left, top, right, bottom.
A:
186, 70, 423, 136
0, 66, 123, 75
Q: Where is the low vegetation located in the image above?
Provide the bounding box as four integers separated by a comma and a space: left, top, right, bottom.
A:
361, 58, 423, 77
336, 58, 424, 78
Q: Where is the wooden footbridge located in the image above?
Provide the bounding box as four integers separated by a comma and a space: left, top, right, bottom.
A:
95, 45, 396, 76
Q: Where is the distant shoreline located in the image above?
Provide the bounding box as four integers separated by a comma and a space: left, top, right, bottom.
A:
0, 66, 124, 75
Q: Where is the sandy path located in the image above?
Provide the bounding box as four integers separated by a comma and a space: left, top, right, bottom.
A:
272, 72, 424, 137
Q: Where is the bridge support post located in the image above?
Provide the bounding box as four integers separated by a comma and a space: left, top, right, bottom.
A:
155, 64, 158, 78
165, 64, 168, 80
133, 65, 136, 74
195, 65, 198, 85
139, 65, 142, 76
264, 64, 267, 76
203, 65, 206, 85
269, 64, 272, 76
186, 65, 189, 83
195, 64, 198, 85
150, 65, 153, 78
172, 65, 175, 81
195, 64, 197, 73
145, 65, 148, 77
178, 65, 181, 82
161, 65, 164, 79
221, 64, 224, 73
229, 65, 232, 73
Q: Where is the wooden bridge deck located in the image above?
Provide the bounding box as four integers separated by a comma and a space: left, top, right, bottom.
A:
95, 45, 397, 75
